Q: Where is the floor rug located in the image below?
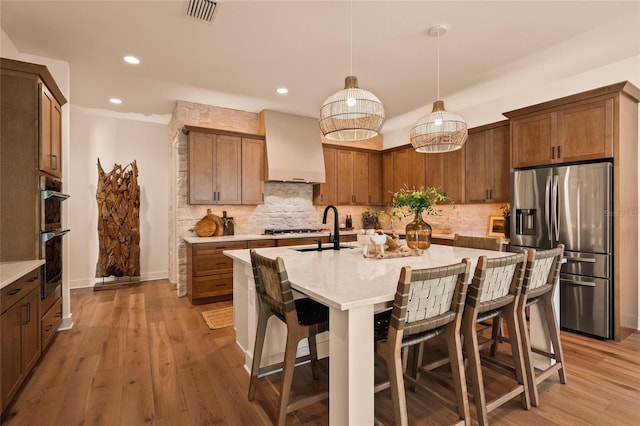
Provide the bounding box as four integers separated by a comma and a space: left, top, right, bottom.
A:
201, 306, 234, 329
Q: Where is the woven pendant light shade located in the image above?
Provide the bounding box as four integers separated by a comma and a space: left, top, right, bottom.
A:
319, 76, 385, 141
410, 100, 468, 152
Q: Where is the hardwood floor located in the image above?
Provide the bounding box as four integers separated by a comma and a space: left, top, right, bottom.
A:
2, 280, 639, 425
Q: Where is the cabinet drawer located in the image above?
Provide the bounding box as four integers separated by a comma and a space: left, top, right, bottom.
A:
248, 239, 276, 248
277, 236, 329, 247
193, 254, 234, 276
41, 296, 62, 349
1, 268, 40, 314
192, 241, 247, 256
192, 274, 233, 298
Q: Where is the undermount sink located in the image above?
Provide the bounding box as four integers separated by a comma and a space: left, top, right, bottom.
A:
294, 245, 355, 252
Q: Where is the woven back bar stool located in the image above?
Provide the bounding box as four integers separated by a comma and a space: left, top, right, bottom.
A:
462, 252, 529, 426
248, 250, 329, 426
453, 234, 503, 251
490, 244, 566, 406
373, 260, 472, 426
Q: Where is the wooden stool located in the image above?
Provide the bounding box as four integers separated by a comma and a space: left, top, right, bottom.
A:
248, 250, 329, 426
374, 260, 472, 426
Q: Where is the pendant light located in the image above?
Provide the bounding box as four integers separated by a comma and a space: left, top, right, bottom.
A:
410, 25, 468, 153
319, 0, 385, 141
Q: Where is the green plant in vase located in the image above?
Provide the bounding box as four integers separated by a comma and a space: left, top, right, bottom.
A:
392, 185, 449, 249
361, 209, 380, 229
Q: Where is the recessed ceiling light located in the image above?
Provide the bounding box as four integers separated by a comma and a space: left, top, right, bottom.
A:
109, 98, 123, 104
276, 87, 288, 95
123, 56, 140, 65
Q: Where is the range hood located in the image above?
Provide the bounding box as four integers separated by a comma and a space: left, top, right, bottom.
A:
260, 110, 326, 183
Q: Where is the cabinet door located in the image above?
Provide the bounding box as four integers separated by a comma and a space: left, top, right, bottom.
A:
314, 147, 337, 205
241, 138, 265, 205
407, 148, 426, 190
216, 135, 241, 204
558, 98, 613, 162
352, 151, 368, 205
51, 99, 62, 178
511, 112, 557, 168
465, 131, 491, 203
21, 288, 40, 375
336, 150, 354, 205
1, 302, 23, 408
442, 147, 465, 203
188, 132, 216, 204
381, 151, 394, 205
425, 154, 444, 192
368, 153, 382, 206
393, 148, 409, 191
490, 125, 511, 202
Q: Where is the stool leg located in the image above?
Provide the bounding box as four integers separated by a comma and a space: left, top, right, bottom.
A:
505, 304, 531, 410
386, 344, 408, 426
490, 316, 502, 356
446, 325, 470, 424
519, 300, 539, 406
249, 306, 270, 401
463, 313, 489, 426
308, 334, 319, 380
542, 294, 567, 384
276, 329, 301, 426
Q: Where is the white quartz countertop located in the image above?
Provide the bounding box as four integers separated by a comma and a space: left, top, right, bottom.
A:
0, 260, 45, 290
184, 230, 454, 244
224, 244, 511, 311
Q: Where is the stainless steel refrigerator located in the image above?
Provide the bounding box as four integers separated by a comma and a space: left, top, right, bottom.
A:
510, 162, 613, 339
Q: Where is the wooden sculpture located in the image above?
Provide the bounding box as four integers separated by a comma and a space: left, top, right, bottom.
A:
95, 159, 140, 283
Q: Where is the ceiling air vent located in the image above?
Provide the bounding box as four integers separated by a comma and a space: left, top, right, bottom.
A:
185, 0, 219, 24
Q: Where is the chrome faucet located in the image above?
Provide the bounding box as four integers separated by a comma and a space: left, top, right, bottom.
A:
322, 205, 340, 250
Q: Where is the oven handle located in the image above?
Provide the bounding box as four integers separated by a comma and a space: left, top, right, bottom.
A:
42, 190, 70, 201
42, 229, 71, 242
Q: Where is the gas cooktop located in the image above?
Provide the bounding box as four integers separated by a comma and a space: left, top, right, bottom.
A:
263, 228, 322, 235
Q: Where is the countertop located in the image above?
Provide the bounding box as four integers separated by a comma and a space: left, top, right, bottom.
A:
184, 230, 454, 244
0, 259, 45, 290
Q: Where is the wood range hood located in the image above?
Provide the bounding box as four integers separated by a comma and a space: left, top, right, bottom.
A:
258, 110, 326, 184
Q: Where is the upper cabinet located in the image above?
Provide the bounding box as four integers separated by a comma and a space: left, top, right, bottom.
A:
314, 145, 382, 206
241, 138, 265, 205
426, 147, 466, 204
39, 84, 63, 178
313, 147, 338, 205
465, 121, 510, 203
184, 126, 266, 206
507, 92, 616, 168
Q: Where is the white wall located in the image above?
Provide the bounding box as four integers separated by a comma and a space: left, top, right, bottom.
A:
68, 107, 169, 288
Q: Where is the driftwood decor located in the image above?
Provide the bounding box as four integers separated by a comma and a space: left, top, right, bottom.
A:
95, 159, 140, 288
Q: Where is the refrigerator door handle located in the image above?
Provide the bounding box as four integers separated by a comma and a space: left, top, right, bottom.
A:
567, 257, 597, 264
552, 174, 559, 241
560, 278, 597, 288
545, 175, 552, 242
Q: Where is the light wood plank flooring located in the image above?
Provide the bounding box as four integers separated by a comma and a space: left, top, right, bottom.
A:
2, 280, 639, 425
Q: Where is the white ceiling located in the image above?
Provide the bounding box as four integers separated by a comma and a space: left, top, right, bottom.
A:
1, 0, 639, 128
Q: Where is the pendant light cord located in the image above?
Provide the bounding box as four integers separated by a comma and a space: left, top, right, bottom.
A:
349, 0, 353, 76
436, 27, 440, 100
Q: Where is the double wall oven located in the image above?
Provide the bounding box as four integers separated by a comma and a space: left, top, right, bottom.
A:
40, 176, 70, 299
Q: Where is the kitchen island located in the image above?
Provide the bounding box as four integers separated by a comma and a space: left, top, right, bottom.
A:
226, 243, 554, 424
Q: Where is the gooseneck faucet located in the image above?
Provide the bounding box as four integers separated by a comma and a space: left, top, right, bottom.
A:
322, 205, 341, 250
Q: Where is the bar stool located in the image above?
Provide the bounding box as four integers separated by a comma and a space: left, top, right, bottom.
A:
462, 252, 529, 426
248, 250, 329, 426
373, 260, 472, 426
453, 234, 503, 251
490, 244, 566, 406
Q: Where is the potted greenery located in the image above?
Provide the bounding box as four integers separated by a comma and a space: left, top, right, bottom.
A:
361, 209, 380, 229
392, 185, 448, 249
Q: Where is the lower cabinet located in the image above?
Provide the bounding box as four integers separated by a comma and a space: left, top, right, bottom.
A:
186, 241, 247, 304
1, 269, 41, 413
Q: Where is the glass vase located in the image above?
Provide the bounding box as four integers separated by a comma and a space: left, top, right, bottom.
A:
405, 211, 432, 249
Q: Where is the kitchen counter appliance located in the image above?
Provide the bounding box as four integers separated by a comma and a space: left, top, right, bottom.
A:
510, 162, 613, 339
40, 176, 70, 299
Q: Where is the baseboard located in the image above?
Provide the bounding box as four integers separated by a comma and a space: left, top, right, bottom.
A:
70, 270, 168, 289
58, 313, 73, 331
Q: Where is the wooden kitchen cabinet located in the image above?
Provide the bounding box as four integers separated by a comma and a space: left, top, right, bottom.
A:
1, 268, 41, 412
186, 241, 247, 304
40, 284, 62, 351
313, 147, 338, 205
382, 151, 394, 205
187, 131, 242, 205
423, 146, 465, 204
368, 152, 383, 205
509, 96, 614, 168
465, 121, 510, 203
337, 150, 368, 205
39, 84, 63, 178
247, 239, 276, 249
241, 137, 266, 205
